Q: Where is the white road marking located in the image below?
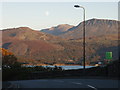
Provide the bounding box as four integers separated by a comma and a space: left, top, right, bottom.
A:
8, 83, 19, 88
87, 85, 97, 90
72, 82, 82, 85
8, 84, 14, 88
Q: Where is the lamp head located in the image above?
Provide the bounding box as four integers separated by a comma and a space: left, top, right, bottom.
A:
74, 5, 80, 8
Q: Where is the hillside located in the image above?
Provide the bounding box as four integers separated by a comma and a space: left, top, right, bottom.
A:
1, 27, 65, 63
41, 24, 74, 36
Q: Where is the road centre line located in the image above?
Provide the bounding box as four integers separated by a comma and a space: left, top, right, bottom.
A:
71, 82, 82, 85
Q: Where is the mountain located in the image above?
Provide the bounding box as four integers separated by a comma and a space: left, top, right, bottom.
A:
1, 19, 119, 65
1, 27, 65, 63
58, 19, 119, 39
41, 24, 74, 36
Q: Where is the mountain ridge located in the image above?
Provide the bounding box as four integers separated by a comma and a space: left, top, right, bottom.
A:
59, 18, 119, 39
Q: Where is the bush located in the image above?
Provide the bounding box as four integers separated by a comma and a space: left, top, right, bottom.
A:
2, 55, 17, 67
53, 66, 63, 71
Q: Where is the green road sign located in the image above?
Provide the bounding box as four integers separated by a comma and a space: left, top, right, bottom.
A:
106, 52, 112, 59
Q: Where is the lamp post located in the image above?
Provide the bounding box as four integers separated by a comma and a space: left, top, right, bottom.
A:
74, 5, 86, 70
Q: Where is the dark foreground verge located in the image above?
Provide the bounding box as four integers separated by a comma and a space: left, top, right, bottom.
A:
2, 60, 119, 89
3, 60, 120, 81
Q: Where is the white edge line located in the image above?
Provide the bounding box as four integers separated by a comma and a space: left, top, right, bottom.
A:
87, 85, 97, 90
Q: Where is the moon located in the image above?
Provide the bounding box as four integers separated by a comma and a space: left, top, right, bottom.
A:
45, 11, 49, 16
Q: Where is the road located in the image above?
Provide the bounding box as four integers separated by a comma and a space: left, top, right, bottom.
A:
8, 79, 119, 89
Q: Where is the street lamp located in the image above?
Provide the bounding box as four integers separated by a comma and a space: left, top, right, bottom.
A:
74, 5, 86, 70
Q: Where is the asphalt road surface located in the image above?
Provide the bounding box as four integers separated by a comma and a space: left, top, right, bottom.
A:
8, 79, 119, 89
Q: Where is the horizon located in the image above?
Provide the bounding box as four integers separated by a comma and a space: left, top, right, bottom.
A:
0, 18, 119, 31
0, 2, 118, 30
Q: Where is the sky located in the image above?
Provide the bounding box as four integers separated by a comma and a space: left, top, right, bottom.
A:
0, 2, 118, 30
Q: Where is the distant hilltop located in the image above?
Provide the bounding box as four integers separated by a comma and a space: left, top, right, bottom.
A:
41, 24, 74, 36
